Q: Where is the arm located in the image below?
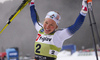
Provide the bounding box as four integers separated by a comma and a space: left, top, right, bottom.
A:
30, 1, 43, 31
68, 13, 85, 34
55, 0, 88, 41
68, 0, 88, 34
56, 12, 86, 41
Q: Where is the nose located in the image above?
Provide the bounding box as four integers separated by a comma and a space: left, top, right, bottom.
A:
46, 24, 50, 29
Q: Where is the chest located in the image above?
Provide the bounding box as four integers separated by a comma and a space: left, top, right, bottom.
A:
36, 33, 54, 45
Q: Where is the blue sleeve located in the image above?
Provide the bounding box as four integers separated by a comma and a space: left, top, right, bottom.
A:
30, 5, 40, 25
68, 14, 85, 34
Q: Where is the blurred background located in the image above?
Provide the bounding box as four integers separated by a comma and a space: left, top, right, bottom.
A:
0, 0, 100, 57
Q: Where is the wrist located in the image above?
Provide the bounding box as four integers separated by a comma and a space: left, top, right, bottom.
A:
80, 11, 86, 16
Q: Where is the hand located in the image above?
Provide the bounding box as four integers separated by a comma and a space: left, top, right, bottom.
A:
29, 0, 35, 6
81, 0, 88, 14
31, 0, 35, 2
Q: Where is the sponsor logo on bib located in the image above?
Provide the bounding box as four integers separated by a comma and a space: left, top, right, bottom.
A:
39, 36, 52, 42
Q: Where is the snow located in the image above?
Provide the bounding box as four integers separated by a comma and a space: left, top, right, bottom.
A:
56, 50, 100, 60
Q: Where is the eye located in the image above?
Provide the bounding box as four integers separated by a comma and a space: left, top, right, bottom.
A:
50, 24, 53, 26
45, 21, 48, 24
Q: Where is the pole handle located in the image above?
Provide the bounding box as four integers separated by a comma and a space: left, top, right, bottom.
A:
87, 0, 92, 3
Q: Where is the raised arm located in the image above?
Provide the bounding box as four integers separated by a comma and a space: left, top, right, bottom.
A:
68, 0, 88, 34
30, 0, 43, 31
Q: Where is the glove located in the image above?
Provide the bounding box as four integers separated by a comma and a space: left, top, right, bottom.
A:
81, 0, 88, 14
31, 0, 35, 3
30, 0, 35, 6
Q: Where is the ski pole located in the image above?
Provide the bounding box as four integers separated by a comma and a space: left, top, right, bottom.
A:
88, 0, 100, 46
0, 0, 31, 34
87, 0, 99, 60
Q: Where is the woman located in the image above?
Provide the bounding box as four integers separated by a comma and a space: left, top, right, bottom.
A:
30, 0, 88, 60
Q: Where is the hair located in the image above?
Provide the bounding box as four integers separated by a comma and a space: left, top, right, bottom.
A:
54, 11, 60, 15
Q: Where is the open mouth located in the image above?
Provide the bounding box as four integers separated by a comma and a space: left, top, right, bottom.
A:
45, 29, 50, 32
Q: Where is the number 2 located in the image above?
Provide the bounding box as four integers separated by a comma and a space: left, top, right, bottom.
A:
36, 44, 41, 53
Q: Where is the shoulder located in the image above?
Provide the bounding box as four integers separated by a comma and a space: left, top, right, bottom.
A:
55, 28, 72, 37
38, 28, 44, 34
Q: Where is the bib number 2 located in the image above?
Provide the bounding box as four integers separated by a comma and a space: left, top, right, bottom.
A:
36, 44, 41, 53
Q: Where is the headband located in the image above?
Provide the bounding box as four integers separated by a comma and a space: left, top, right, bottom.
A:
45, 11, 61, 26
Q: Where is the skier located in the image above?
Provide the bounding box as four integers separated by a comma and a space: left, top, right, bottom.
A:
29, 0, 88, 60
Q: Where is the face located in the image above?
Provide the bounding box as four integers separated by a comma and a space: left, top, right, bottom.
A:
43, 18, 58, 34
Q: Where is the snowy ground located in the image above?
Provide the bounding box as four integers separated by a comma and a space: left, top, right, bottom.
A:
56, 50, 100, 60
18, 50, 100, 60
